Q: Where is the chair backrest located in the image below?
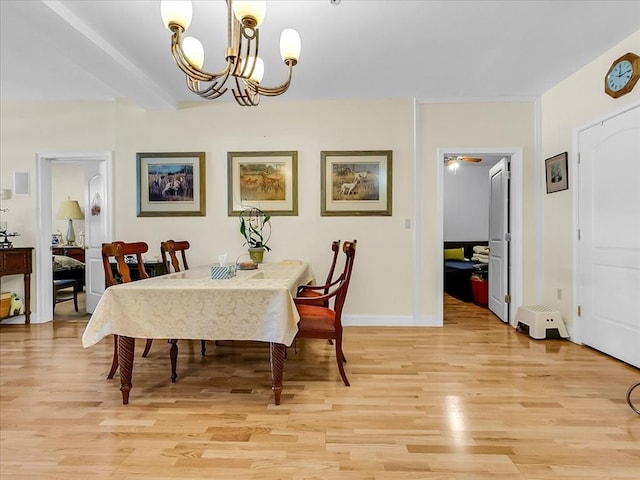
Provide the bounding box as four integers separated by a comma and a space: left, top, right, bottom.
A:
101, 241, 149, 287
160, 240, 190, 273
332, 240, 357, 317
322, 240, 341, 294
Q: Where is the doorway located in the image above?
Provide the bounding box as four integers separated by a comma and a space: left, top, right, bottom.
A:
438, 147, 523, 327
35, 152, 113, 324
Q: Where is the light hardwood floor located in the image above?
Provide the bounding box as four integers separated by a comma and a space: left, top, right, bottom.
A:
1, 295, 639, 479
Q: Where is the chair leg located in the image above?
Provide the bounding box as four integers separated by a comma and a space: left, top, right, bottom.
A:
107, 334, 119, 379
201, 340, 206, 356
141, 339, 153, 357
335, 337, 350, 386
168, 339, 178, 383
72, 283, 78, 312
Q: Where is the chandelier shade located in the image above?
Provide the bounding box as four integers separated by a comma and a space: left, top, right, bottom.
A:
160, 0, 301, 106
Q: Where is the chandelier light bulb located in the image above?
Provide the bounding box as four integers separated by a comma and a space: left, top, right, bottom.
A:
248, 57, 265, 83
240, 56, 264, 83
182, 36, 204, 69
160, 0, 193, 31
280, 28, 301, 64
233, 1, 266, 27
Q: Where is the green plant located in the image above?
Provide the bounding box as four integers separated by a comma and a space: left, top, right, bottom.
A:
239, 206, 272, 251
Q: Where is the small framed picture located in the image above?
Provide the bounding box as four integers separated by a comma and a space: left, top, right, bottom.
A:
321, 150, 392, 216
545, 152, 569, 194
136, 152, 206, 217
227, 151, 298, 216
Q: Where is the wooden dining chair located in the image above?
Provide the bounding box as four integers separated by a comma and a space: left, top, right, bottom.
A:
101, 241, 154, 379
297, 240, 341, 308
159, 240, 207, 356
160, 240, 190, 274
294, 240, 357, 386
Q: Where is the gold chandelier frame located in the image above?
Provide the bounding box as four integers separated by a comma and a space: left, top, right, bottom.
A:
164, 0, 299, 106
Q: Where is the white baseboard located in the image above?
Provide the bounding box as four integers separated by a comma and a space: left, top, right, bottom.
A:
343, 314, 441, 327
0, 314, 28, 325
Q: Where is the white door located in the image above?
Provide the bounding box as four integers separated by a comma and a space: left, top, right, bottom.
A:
488, 158, 509, 322
84, 163, 109, 313
577, 104, 640, 367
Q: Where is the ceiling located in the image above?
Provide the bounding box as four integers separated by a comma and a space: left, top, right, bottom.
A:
1, 0, 639, 111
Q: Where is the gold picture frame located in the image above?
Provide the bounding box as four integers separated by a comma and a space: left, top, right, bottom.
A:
321, 150, 392, 216
136, 152, 206, 217
227, 151, 298, 216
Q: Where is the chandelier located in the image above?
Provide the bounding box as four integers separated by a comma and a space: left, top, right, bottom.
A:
160, 1, 301, 106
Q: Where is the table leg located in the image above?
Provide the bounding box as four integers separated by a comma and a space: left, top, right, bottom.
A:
24, 273, 31, 324
118, 336, 135, 404
269, 342, 285, 405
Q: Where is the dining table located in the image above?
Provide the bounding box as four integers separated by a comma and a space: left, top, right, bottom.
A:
82, 260, 315, 405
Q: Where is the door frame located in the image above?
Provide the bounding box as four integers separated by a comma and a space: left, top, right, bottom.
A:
35, 152, 113, 324
437, 147, 523, 327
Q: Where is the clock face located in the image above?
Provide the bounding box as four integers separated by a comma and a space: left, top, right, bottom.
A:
607, 60, 633, 92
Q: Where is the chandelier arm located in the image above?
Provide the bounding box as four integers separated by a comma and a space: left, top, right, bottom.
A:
170, 26, 231, 82
187, 76, 229, 100
248, 61, 295, 97
232, 76, 259, 106
233, 23, 259, 79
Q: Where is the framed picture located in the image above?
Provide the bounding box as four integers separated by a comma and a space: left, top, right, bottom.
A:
136, 152, 206, 217
227, 151, 298, 216
321, 150, 392, 216
545, 152, 569, 194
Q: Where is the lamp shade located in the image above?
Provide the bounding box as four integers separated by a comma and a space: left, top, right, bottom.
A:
233, 1, 266, 27
280, 28, 301, 63
161, 0, 193, 30
57, 200, 84, 220
182, 36, 205, 69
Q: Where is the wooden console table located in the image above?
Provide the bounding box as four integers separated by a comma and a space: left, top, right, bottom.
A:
0, 247, 34, 323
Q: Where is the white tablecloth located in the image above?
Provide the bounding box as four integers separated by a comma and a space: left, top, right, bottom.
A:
82, 260, 314, 348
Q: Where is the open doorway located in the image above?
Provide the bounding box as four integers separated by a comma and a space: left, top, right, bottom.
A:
437, 147, 523, 328
35, 152, 113, 324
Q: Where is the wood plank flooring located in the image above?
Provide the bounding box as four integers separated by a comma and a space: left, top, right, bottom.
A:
1, 295, 639, 479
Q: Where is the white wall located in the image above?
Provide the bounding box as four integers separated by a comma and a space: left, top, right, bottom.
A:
444, 165, 491, 241
419, 102, 536, 317
1, 99, 419, 321
112, 98, 416, 321
0, 101, 114, 305
540, 31, 640, 329
1, 96, 535, 325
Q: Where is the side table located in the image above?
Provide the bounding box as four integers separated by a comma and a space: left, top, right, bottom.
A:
0, 247, 34, 323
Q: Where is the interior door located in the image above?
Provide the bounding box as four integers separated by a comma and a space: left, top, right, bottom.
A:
577, 104, 640, 367
84, 162, 109, 313
488, 158, 509, 322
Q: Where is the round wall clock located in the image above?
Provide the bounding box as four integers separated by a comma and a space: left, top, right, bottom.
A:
605, 52, 640, 98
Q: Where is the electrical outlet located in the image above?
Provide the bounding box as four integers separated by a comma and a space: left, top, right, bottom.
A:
557, 288, 562, 300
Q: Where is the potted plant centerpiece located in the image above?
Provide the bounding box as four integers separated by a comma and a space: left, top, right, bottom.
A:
239, 206, 271, 263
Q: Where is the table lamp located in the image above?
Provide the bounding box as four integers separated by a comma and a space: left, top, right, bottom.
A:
57, 199, 84, 245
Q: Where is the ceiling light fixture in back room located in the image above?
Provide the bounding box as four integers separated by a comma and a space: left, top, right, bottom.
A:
445, 156, 481, 174
160, 0, 301, 106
